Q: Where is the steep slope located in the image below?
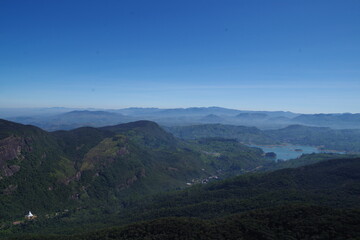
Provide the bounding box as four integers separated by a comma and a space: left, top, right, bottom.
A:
0, 120, 78, 219
72, 121, 213, 204
11, 206, 360, 240
117, 157, 360, 222
0, 120, 267, 223
0, 120, 212, 219
5, 157, 360, 239
52, 127, 114, 162
11, 119, 360, 238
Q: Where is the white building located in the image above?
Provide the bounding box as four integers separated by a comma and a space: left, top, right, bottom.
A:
25, 211, 36, 220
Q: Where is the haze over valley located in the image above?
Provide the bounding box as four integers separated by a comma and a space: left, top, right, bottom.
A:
2, 106, 360, 131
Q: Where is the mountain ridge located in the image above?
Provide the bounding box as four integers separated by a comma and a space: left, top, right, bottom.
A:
4, 107, 360, 131
0, 119, 267, 222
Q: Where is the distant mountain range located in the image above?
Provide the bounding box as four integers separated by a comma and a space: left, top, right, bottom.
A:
2, 107, 360, 131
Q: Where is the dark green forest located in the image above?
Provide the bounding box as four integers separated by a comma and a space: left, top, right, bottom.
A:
1, 119, 360, 239
4, 158, 360, 239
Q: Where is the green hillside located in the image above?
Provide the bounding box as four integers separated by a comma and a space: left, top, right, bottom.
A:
0, 120, 77, 219
0, 119, 267, 227
8, 205, 360, 240
2, 119, 359, 239
185, 138, 266, 176
6, 157, 360, 239
116, 157, 360, 222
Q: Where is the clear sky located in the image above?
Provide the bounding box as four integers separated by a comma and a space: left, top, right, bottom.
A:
0, 0, 359, 113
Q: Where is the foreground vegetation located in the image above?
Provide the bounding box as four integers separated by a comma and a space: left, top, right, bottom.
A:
3, 157, 360, 239
8, 205, 360, 240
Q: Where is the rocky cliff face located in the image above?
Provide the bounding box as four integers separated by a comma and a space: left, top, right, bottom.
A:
0, 136, 28, 177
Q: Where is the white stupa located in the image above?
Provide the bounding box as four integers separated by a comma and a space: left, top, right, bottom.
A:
25, 211, 35, 219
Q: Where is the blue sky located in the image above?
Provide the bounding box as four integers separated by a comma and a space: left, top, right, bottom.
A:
0, 0, 359, 113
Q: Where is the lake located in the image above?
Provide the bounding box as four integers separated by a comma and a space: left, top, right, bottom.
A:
249, 144, 337, 161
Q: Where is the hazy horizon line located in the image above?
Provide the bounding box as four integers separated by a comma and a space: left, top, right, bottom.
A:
0, 105, 359, 115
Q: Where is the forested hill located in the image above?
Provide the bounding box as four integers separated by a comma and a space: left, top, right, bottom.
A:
8, 206, 360, 240
114, 157, 360, 222
7, 157, 360, 239
2, 118, 360, 239
0, 119, 267, 222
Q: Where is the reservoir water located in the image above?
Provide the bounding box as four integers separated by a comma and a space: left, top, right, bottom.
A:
249, 144, 328, 161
